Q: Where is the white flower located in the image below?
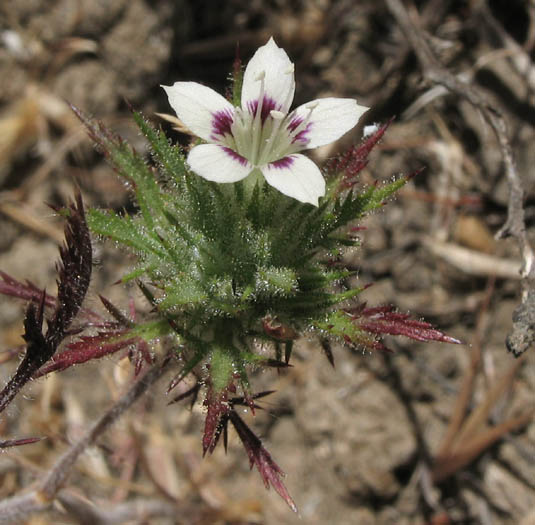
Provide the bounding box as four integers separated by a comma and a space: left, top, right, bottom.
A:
162, 38, 368, 206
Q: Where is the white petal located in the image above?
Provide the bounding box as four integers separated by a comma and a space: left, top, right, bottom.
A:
187, 144, 253, 183
261, 154, 325, 206
241, 37, 295, 115
162, 82, 235, 143
289, 98, 369, 150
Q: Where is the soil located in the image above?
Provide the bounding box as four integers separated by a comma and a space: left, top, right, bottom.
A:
0, 1, 533, 524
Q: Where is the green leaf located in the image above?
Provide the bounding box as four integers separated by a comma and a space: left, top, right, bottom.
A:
86, 119, 164, 230
159, 277, 207, 310
315, 310, 359, 340
129, 319, 176, 341
210, 346, 235, 392
120, 266, 153, 283
231, 58, 244, 107
280, 285, 365, 313
132, 111, 188, 186
255, 267, 298, 298
87, 209, 166, 258
330, 176, 409, 233
299, 267, 354, 292
171, 343, 210, 388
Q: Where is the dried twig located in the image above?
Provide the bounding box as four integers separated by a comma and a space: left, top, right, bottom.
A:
0, 358, 169, 524
57, 491, 178, 525
385, 0, 535, 356
423, 237, 522, 280
475, 0, 535, 91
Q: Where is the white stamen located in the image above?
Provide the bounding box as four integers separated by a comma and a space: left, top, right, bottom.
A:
291, 104, 317, 137
267, 103, 318, 161
231, 108, 247, 155
250, 71, 266, 164
259, 111, 287, 164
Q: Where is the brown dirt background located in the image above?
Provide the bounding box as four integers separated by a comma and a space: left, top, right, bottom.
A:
0, 1, 533, 524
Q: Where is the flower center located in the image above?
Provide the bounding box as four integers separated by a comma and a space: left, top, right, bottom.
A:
226, 69, 314, 167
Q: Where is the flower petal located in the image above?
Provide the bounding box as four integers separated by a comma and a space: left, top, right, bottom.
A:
188, 144, 253, 183
288, 98, 368, 150
260, 154, 325, 206
162, 82, 235, 143
241, 38, 295, 115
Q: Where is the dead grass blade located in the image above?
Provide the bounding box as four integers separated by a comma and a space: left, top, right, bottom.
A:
0, 200, 64, 243
431, 278, 531, 483
432, 353, 530, 483
453, 357, 525, 448
433, 407, 534, 482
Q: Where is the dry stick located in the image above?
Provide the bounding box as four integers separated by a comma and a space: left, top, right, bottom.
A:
385, 0, 535, 356
57, 491, 178, 525
0, 359, 169, 524
475, 0, 535, 92
423, 238, 522, 280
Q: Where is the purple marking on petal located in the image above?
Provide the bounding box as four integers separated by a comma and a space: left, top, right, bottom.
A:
247, 96, 279, 123
220, 146, 248, 167
287, 116, 304, 133
292, 123, 312, 144
270, 156, 295, 169
211, 109, 234, 140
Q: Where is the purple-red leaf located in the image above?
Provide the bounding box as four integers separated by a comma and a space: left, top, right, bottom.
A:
0, 271, 102, 324
130, 339, 154, 376
327, 118, 394, 188
202, 387, 231, 456
199, 387, 295, 511
0, 436, 44, 448
0, 292, 49, 413
0, 194, 92, 414
46, 192, 92, 348
0, 271, 56, 308
36, 332, 138, 377
99, 295, 133, 326
320, 338, 335, 367
227, 390, 276, 410
198, 385, 292, 508
167, 382, 201, 407
350, 305, 461, 345
229, 411, 297, 513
